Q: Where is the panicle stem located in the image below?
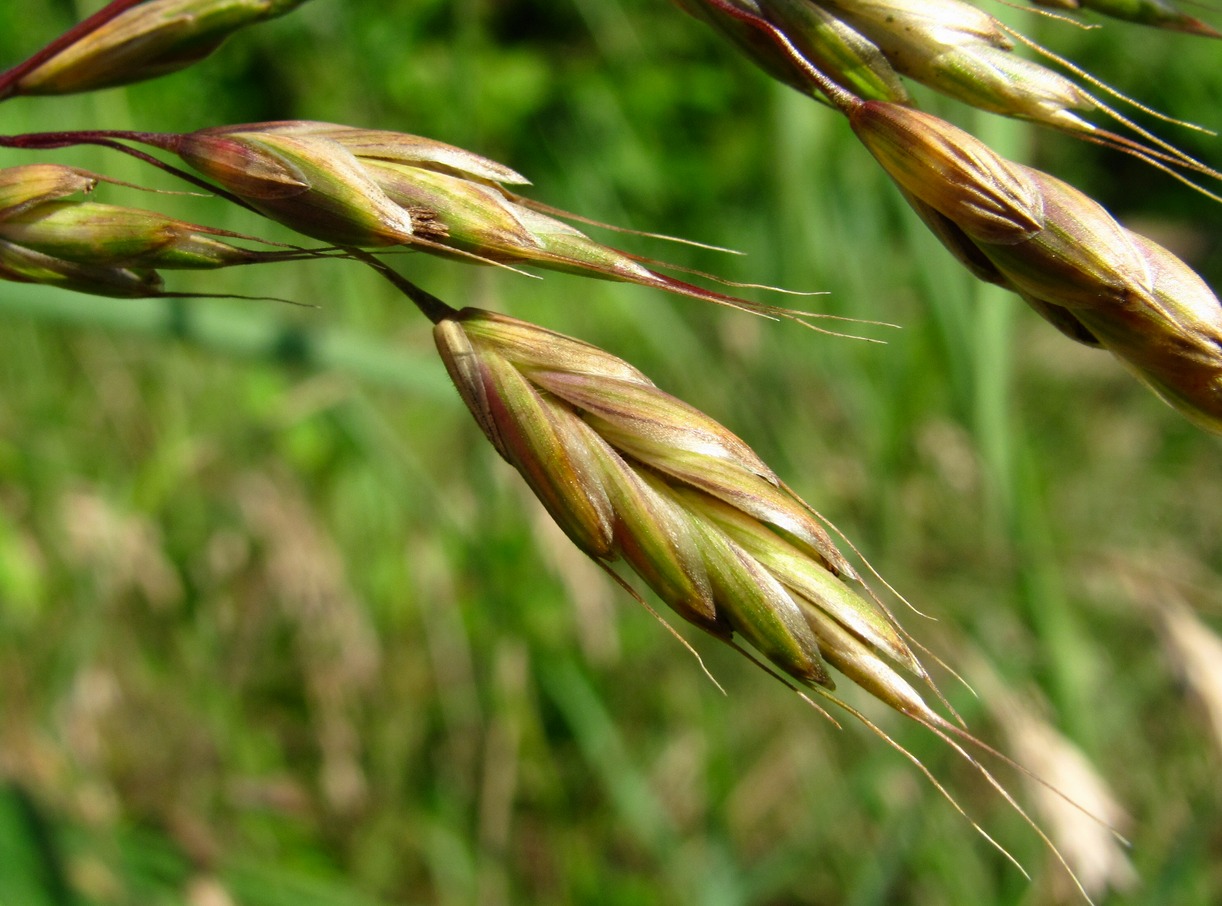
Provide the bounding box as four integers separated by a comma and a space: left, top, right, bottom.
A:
350, 249, 456, 324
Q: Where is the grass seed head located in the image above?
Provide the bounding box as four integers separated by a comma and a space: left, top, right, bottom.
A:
179, 120, 800, 318
435, 307, 937, 700
15, 0, 311, 96
0, 164, 317, 291
237, 123, 650, 274
0, 200, 266, 269
688, 0, 1214, 174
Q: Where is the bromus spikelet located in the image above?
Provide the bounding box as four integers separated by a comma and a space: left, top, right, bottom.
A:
430, 302, 940, 698
376, 280, 1109, 899
0, 119, 842, 328
0, 162, 328, 297
174, 120, 817, 321
0, 162, 98, 216
7, 0, 311, 97
848, 101, 1222, 432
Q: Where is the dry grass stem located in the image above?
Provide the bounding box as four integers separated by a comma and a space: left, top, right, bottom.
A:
1157, 602, 1222, 755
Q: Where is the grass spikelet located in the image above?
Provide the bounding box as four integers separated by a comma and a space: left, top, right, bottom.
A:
0, 121, 988, 341
0, 238, 163, 297
161, 120, 864, 329
847, 100, 1222, 432
6, 0, 312, 97
414, 298, 1107, 897
0, 163, 339, 296
0, 163, 98, 217
1, 200, 272, 270
431, 305, 911, 686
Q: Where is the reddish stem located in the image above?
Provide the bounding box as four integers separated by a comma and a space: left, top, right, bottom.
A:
349, 249, 458, 325
0, 128, 256, 215
0, 128, 179, 152
0, 0, 148, 101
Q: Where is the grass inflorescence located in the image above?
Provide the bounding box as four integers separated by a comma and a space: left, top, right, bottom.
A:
0, 2, 1219, 906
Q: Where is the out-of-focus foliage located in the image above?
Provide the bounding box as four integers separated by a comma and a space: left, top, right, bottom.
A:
0, 2, 1219, 905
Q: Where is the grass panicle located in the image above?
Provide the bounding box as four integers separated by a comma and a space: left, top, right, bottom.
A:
0, 4, 1217, 903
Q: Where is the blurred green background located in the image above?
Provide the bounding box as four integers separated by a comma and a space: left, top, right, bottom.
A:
0, 1, 1219, 904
